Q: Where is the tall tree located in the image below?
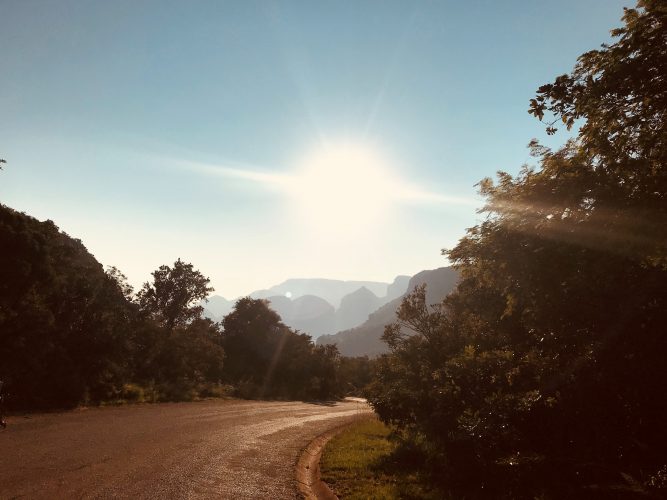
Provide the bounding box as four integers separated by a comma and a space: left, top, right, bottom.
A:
221, 298, 342, 400
369, 2, 667, 496
137, 259, 213, 330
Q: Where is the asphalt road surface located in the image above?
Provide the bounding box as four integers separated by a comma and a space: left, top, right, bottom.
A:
0, 398, 371, 499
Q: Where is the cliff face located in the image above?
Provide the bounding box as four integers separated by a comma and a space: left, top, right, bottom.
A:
203, 274, 413, 339
334, 286, 381, 332
264, 294, 336, 338
317, 267, 460, 357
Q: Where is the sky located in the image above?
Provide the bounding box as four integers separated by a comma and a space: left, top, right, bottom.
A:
0, 0, 632, 299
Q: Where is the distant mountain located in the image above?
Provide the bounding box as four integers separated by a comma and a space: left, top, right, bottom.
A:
317, 267, 460, 357
250, 278, 388, 309
334, 286, 381, 332
291, 295, 336, 337
201, 275, 412, 338
202, 308, 217, 321
408, 267, 460, 305
265, 295, 292, 321
201, 295, 234, 321
266, 294, 335, 338
385, 275, 411, 303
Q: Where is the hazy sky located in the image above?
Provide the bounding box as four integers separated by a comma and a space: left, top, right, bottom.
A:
0, 0, 632, 298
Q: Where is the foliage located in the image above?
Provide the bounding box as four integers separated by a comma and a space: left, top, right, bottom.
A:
0, 203, 351, 409
0, 205, 230, 408
0, 204, 134, 409
136, 259, 213, 330
337, 356, 376, 396
0, 196, 363, 410
221, 297, 342, 400
368, 2, 667, 497
106, 265, 134, 301
131, 316, 226, 401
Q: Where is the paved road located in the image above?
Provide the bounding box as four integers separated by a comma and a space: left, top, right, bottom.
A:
0, 398, 370, 499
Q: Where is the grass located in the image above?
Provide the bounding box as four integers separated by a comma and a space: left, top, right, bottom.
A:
320, 417, 444, 499
321, 420, 659, 500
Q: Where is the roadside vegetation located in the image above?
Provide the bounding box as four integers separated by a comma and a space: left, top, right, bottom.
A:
367, 2, 667, 498
0, 214, 374, 410
321, 418, 442, 500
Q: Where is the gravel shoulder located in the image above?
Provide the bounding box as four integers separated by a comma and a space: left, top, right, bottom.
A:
0, 398, 371, 499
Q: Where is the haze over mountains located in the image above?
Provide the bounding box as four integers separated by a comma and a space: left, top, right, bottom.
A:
249, 278, 404, 308
203, 275, 411, 338
202, 269, 458, 355
317, 267, 460, 357
203, 295, 235, 320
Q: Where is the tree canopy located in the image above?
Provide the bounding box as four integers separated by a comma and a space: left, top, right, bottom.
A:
137, 259, 214, 330
0, 204, 134, 408
0, 207, 349, 408
221, 297, 342, 400
368, 2, 667, 497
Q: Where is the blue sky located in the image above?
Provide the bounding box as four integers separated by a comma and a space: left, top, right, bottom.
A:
0, 0, 632, 298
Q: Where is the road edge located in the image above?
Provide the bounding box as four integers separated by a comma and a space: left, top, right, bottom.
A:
295, 414, 373, 499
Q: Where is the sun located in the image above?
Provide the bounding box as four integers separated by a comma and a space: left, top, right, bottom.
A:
287, 141, 398, 239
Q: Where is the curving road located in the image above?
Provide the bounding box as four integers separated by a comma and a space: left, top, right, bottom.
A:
0, 398, 370, 499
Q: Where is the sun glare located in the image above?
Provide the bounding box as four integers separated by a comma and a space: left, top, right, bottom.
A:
287, 141, 398, 238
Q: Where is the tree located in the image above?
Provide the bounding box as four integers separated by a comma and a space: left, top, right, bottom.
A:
137, 259, 213, 330
132, 316, 226, 401
128, 262, 225, 401
221, 297, 342, 400
221, 297, 287, 390
368, 2, 667, 496
0, 204, 134, 409
106, 265, 135, 301
526, 0, 667, 268
337, 356, 376, 395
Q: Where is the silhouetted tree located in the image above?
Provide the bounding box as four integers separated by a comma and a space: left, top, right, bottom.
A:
137, 259, 213, 330
368, 2, 667, 496
106, 265, 135, 301
0, 205, 134, 409
130, 261, 225, 399
131, 316, 225, 401
221, 298, 341, 399
337, 356, 376, 395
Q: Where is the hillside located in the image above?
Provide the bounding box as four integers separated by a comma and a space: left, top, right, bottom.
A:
385, 275, 411, 302
334, 286, 381, 332
265, 294, 336, 338
0, 204, 134, 408
317, 267, 459, 357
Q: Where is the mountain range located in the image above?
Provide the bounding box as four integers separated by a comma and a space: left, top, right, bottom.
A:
201, 269, 458, 355
202, 275, 411, 338
249, 278, 402, 308
316, 267, 460, 357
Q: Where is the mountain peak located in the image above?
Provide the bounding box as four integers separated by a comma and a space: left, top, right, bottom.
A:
318, 267, 460, 357
249, 278, 388, 308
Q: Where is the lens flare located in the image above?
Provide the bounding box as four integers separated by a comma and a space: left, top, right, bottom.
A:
287, 141, 399, 239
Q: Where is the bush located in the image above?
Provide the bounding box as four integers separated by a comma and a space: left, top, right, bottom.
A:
120, 383, 145, 403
